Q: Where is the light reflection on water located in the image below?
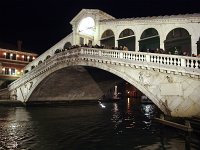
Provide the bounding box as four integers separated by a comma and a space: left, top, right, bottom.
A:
0, 98, 199, 150
0, 108, 37, 149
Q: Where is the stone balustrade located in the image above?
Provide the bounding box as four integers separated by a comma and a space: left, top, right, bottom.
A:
81, 48, 200, 74
81, 48, 200, 68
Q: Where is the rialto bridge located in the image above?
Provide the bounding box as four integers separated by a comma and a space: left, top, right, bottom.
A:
8, 47, 200, 117
7, 9, 200, 117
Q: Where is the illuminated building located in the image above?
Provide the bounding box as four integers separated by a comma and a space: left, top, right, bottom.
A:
0, 46, 37, 88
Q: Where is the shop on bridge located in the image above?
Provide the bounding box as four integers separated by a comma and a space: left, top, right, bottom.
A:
118, 29, 135, 51
164, 28, 191, 55
100, 29, 115, 49
139, 28, 160, 52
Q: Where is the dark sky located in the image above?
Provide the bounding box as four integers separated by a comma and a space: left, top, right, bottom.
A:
0, 0, 199, 54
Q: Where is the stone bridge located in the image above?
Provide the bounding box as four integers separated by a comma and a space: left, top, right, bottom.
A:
8, 48, 200, 117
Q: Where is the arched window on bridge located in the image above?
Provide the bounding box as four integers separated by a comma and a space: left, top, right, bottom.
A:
118, 29, 135, 51
78, 17, 95, 36
139, 28, 160, 52
197, 37, 200, 55
31, 65, 35, 70
45, 55, 51, 61
100, 29, 115, 49
78, 17, 95, 46
54, 49, 61, 54
164, 28, 191, 55
63, 42, 72, 50
38, 60, 42, 65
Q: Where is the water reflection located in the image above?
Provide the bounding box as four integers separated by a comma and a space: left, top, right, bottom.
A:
0, 108, 36, 149
0, 100, 199, 149
110, 98, 199, 149
111, 98, 153, 133
98, 101, 106, 108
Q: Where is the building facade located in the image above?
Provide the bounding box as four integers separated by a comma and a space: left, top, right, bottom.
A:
0, 48, 37, 88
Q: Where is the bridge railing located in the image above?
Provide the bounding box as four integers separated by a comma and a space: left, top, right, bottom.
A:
81, 48, 200, 70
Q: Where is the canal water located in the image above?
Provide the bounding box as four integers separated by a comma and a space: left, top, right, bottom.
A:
0, 98, 199, 150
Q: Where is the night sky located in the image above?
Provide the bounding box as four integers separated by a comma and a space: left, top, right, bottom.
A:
0, 0, 199, 54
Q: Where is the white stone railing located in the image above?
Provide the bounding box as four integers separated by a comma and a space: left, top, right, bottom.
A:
81, 47, 200, 69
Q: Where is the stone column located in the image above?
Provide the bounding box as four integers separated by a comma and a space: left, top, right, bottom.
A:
160, 36, 165, 50
191, 35, 198, 55
72, 25, 77, 45
94, 16, 100, 45
135, 36, 139, 52
134, 29, 141, 52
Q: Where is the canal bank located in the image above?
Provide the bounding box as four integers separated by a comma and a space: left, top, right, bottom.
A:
0, 99, 109, 107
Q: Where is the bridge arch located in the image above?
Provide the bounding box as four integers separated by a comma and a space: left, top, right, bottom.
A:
44, 55, 51, 61
38, 60, 43, 65
63, 42, 72, 50
77, 17, 95, 46
197, 37, 200, 55
100, 29, 115, 49
24, 58, 169, 116
118, 28, 135, 51
139, 28, 160, 52
77, 17, 95, 36
164, 27, 191, 55
54, 49, 62, 54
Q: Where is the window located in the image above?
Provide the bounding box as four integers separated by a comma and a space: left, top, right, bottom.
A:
24, 55, 28, 61
29, 56, 33, 62
3, 52, 6, 58
5, 68, 9, 75
12, 54, 16, 60
80, 37, 84, 45
11, 68, 15, 75
10, 53, 13, 59
88, 40, 92, 46
6, 53, 10, 59
78, 17, 95, 36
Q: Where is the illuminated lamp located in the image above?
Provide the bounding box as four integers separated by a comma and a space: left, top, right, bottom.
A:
78, 17, 95, 36
33, 57, 35, 60
22, 55, 24, 58
21, 69, 23, 73
10, 53, 13, 57
16, 54, 19, 57
2, 68, 5, 71
3, 52, 6, 55
27, 56, 30, 59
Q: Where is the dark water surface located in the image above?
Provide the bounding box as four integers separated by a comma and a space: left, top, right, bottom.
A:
0, 99, 199, 150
